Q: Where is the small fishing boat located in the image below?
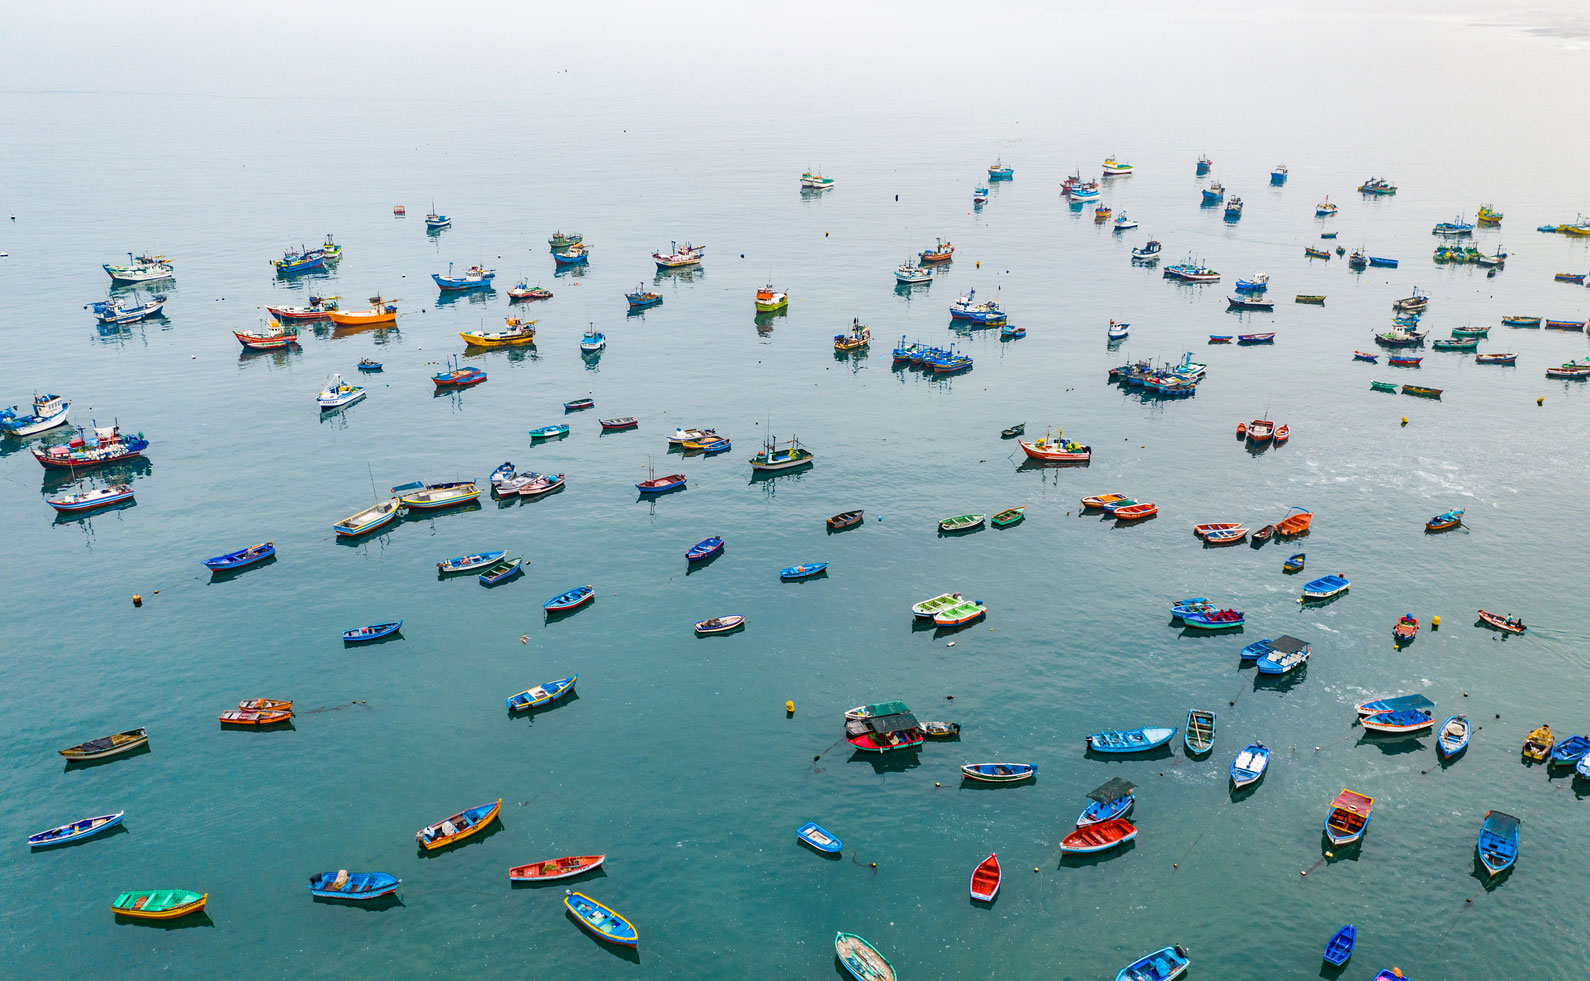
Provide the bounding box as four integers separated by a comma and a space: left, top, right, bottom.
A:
1107, 320, 1129, 339
800, 169, 836, 190
460, 317, 535, 348
1388, 357, 1423, 368
509, 854, 605, 882
919, 238, 955, 263
548, 231, 583, 250
1131, 240, 1163, 261
219, 707, 292, 726
202, 542, 275, 572
1548, 734, 1590, 768
30, 811, 125, 848
1240, 635, 1309, 664
989, 158, 1015, 179
600, 417, 639, 431
686, 536, 724, 562
1082, 493, 1127, 510
333, 499, 401, 537
1018, 431, 1091, 462
933, 600, 987, 627
1114, 945, 1189, 981
1554, 272, 1586, 284
912, 593, 965, 619
506, 675, 576, 712
1237, 332, 1275, 344
545, 585, 595, 612
1402, 384, 1442, 397
1087, 727, 1176, 754
507, 282, 552, 301
1302, 574, 1348, 600
1061, 817, 1137, 854
626, 283, 663, 308
1234, 273, 1270, 293
1197, 155, 1212, 175
518, 472, 565, 498
1256, 640, 1309, 675
308, 871, 401, 901
846, 713, 923, 753
317, 373, 366, 409
565, 893, 638, 947
1316, 197, 1338, 217
416, 798, 501, 850
1208, 335, 1232, 343
343, 621, 402, 643
394, 480, 479, 509
1425, 509, 1463, 532
111, 890, 206, 921
1370, 381, 1398, 392
939, 513, 985, 532
553, 243, 590, 265
653, 241, 705, 269
1323, 926, 1356, 967
1522, 724, 1554, 760
1275, 506, 1313, 537
1353, 351, 1381, 363
1252, 524, 1274, 542
1180, 608, 1245, 630
1477, 610, 1526, 633
1184, 710, 1215, 754
997, 323, 1025, 340
834, 316, 872, 351
1357, 694, 1434, 717
1230, 744, 1269, 787
328, 296, 398, 327
1246, 419, 1273, 442
563, 398, 595, 411
432, 357, 487, 388
1095, 205, 1113, 222
424, 206, 450, 231
1274, 425, 1290, 443
753, 284, 788, 312
894, 256, 933, 284
1202, 182, 1225, 203
48, 483, 135, 513
1304, 247, 1331, 260
1358, 177, 1398, 195
636, 471, 687, 494
92, 293, 169, 325
827, 510, 864, 530
478, 556, 524, 585
238, 698, 292, 713
32, 424, 149, 470
969, 853, 1001, 901
1113, 214, 1138, 230
1474, 353, 1516, 365
528, 424, 569, 440
836, 933, 895, 981
103, 252, 175, 283
749, 434, 813, 471
991, 507, 1025, 527
962, 762, 1036, 783
1437, 716, 1470, 757
273, 246, 325, 275
949, 287, 1007, 324
920, 721, 961, 738
1360, 708, 1434, 734
780, 562, 828, 581
1114, 502, 1158, 520
1477, 811, 1521, 877
2, 393, 70, 436
694, 615, 745, 635
432, 262, 496, 291
1325, 789, 1374, 845
1270, 164, 1288, 185
1282, 553, 1306, 574
1077, 777, 1136, 827
1432, 337, 1479, 351
1296, 294, 1326, 304
796, 822, 842, 854
234, 322, 300, 350
972, 186, 988, 204
1228, 294, 1274, 311
1501, 315, 1541, 327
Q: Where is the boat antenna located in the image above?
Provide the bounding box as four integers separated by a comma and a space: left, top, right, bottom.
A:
368, 462, 378, 502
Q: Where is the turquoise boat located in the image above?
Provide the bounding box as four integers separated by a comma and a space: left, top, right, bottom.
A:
1086, 727, 1176, 753
529, 424, 569, 439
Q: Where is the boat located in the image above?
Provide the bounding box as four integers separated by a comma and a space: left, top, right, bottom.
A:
548, 231, 583, 250
1107, 320, 1129, 339
1501, 315, 1541, 327
1202, 182, 1225, 203
1018, 430, 1091, 462
1, 393, 70, 436
988, 158, 1014, 179
1181, 606, 1244, 629
1114, 502, 1158, 520
1304, 247, 1331, 260
749, 434, 813, 471
563, 398, 595, 411
1357, 694, 1435, 717
972, 186, 989, 204
919, 238, 955, 263
834, 316, 871, 351
1554, 272, 1586, 284
1275, 506, 1313, 537
1387, 357, 1423, 369
1372, 970, 1411, 981
460, 317, 536, 348
92, 293, 169, 325
796, 822, 842, 854
1251, 524, 1274, 542
1224, 196, 1243, 219
1546, 319, 1589, 331
1230, 744, 1269, 788
1208, 335, 1232, 343
1197, 155, 1212, 175
416, 798, 500, 851
1273, 425, 1290, 443
317, 374, 366, 409
694, 615, 745, 635
1240, 635, 1309, 663
653, 241, 705, 269
529, 423, 569, 440
233, 322, 299, 350
1237, 332, 1275, 344
202, 541, 274, 572
516, 469, 566, 494
1087, 727, 1176, 754
1432, 337, 1479, 351
273, 246, 325, 275
600, 416, 638, 431
939, 513, 985, 532
961, 762, 1036, 783
912, 593, 965, 619
1082, 493, 1127, 510
799, 170, 835, 190
1316, 197, 1337, 217
1477, 811, 1521, 877
111, 890, 206, 921
507, 282, 553, 301
1114, 214, 1138, 231
545, 585, 595, 612
965, 853, 1003, 903
1402, 385, 1442, 397
933, 600, 986, 627
636, 470, 687, 494
894, 256, 933, 284
334, 499, 401, 537
477, 556, 524, 585
1276, 550, 1305, 573
1547, 366, 1590, 379
219, 707, 292, 726
1184, 710, 1215, 754
1114, 945, 1189, 981
1433, 215, 1476, 237
1426, 509, 1463, 532
393, 480, 479, 509
327, 296, 398, 327
1360, 707, 1434, 734
686, 536, 724, 563
780, 562, 827, 581
1235, 273, 1270, 293
1323, 790, 1374, 846
103, 252, 174, 284
626, 284, 663, 308
29, 811, 126, 848
565, 892, 638, 947
1094, 205, 1113, 222
1358, 177, 1398, 195
393, 205, 406, 216
835, 933, 895, 981
846, 710, 923, 753
1549, 734, 1590, 768
1256, 638, 1310, 674
31, 424, 148, 470
1324, 926, 1356, 967
1474, 353, 1516, 365
1302, 574, 1348, 600
553, 243, 590, 265
1078, 777, 1136, 827
827, 510, 864, 530
754, 284, 789, 312
424, 205, 450, 231
1477, 610, 1526, 634
343, 621, 402, 643
1522, 724, 1554, 760
1478, 204, 1503, 225
509, 854, 605, 882
1131, 240, 1163, 261
431, 356, 486, 387
1451, 325, 1490, 337
920, 721, 961, 737
1348, 250, 1369, 268
1163, 258, 1220, 282
991, 507, 1025, 528
506, 675, 576, 712
1060, 817, 1137, 854
1437, 716, 1470, 757
48, 483, 135, 513
1227, 294, 1273, 310
307, 871, 401, 901
1246, 419, 1274, 442
949, 288, 1007, 324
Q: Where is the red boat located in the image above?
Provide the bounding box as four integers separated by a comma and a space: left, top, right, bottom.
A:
845, 713, 924, 753
508, 284, 553, 301
969, 853, 1001, 901
1477, 610, 1526, 634
1017, 431, 1091, 462
919, 238, 955, 263
1193, 523, 1242, 539
636, 473, 686, 494
508, 854, 605, 882
393, 205, 406, 215
600, 417, 639, 431
1235, 422, 1247, 438
1113, 502, 1158, 520
1247, 419, 1274, 442
33, 425, 149, 470
1393, 615, 1419, 642
266, 295, 339, 321
1389, 356, 1422, 367
234, 324, 299, 349
1060, 817, 1138, 854
1274, 424, 1290, 443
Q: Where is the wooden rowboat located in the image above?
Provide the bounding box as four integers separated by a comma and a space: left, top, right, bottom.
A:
686, 537, 724, 562
1193, 522, 1241, 539
796, 822, 842, 854
836, 933, 896, 981
202, 541, 274, 571
969, 853, 1001, 901
508, 854, 604, 882
1324, 789, 1373, 845
1437, 716, 1470, 757
1061, 817, 1137, 854
239, 698, 292, 711
416, 798, 501, 850
219, 708, 292, 726
111, 889, 206, 920
545, 586, 595, 612
827, 510, 864, 530
1114, 945, 1190, 981
1425, 509, 1463, 532
334, 499, 401, 537
59, 727, 148, 761
939, 513, 985, 532
344, 621, 402, 643
694, 615, 746, 635
1323, 926, 1356, 967
1477, 811, 1521, 877
30, 811, 124, 848
1522, 724, 1553, 760
961, 762, 1036, 783
1203, 526, 1247, 545
478, 556, 524, 585
565, 892, 638, 947
1393, 615, 1419, 641
1477, 610, 1526, 633
991, 507, 1026, 527
1184, 710, 1215, 755
438, 551, 507, 573
921, 721, 961, 737
1275, 506, 1312, 537
1113, 502, 1158, 520
1081, 493, 1127, 510
308, 871, 401, 900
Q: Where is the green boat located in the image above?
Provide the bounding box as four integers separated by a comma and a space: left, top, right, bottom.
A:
933, 599, 987, 626
1450, 325, 1490, 337
548, 231, 583, 250
938, 513, 986, 533
111, 889, 207, 920
991, 507, 1026, 528
912, 593, 964, 619
1432, 337, 1479, 351
1371, 381, 1398, 392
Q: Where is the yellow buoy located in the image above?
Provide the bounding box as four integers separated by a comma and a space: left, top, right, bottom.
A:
976, 260, 981, 268
1400, 416, 1408, 426
132, 594, 142, 606
1538, 396, 1545, 405
1432, 615, 1441, 628
785, 700, 795, 714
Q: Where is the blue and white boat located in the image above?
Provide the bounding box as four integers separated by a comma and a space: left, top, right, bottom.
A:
796, 822, 842, 854
1548, 734, 1590, 768
438, 551, 507, 574
478, 555, 524, 585
1359, 708, 1434, 734
1432, 215, 1475, 237
91, 294, 167, 325
506, 675, 576, 712
1086, 727, 1176, 753
318, 373, 366, 409
273, 247, 324, 275
1224, 196, 1243, 220
202, 541, 275, 571
1437, 716, 1470, 758
1169, 598, 1213, 620
1131, 239, 1163, 261
554, 243, 590, 265
545, 585, 595, 613
529, 424, 570, 440
580, 327, 606, 353
949, 288, 1006, 324
1201, 182, 1224, 203
1240, 635, 1309, 662
1230, 744, 1269, 787
343, 621, 402, 642
564, 892, 637, 947
103, 252, 174, 283
1233, 273, 1269, 293
29, 811, 125, 848
1256, 641, 1310, 675
0, 393, 70, 436
1077, 777, 1135, 827
1115, 945, 1190, 981
1270, 165, 1288, 185
1357, 693, 1433, 717
308, 871, 402, 900
424, 205, 450, 231
432, 262, 496, 291
1368, 256, 1399, 268
1113, 214, 1138, 231
687, 536, 724, 562
1476, 811, 1520, 876
1323, 925, 1355, 967
780, 562, 828, 580
1301, 574, 1349, 600
987, 159, 1013, 180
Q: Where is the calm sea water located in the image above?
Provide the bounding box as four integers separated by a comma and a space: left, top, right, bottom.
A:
5, 5, 1590, 978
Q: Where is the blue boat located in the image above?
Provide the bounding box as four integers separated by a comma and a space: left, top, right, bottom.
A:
1323, 925, 1355, 966
424, 207, 450, 231
1077, 777, 1136, 827
553, 245, 590, 266
1357, 693, 1433, 717
1548, 734, 1590, 767
28, 811, 125, 848
780, 562, 828, 580
1231, 744, 1269, 787
1086, 727, 1176, 753
948, 288, 1007, 324
308, 870, 402, 900
545, 586, 594, 613
1476, 811, 1521, 876
1234, 275, 1269, 293
432, 262, 496, 291
1368, 256, 1399, 268
1283, 552, 1306, 573
1169, 598, 1213, 620
437, 551, 508, 574
1240, 635, 1308, 662
1202, 183, 1224, 203
626, 284, 662, 308
564, 892, 638, 947
343, 621, 402, 643
1270, 165, 1288, 185
478, 556, 524, 585
1301, 574, 1350, 600
987, 160, 1013, 180
202, 541, 275, 571
1437, 716, 1470, 758
273, 249, 325, 275
1115, 944, 1190, 981
1180, 608, 1245, 630
796, 822, 842, 854
687, 536, 724, 562
529, 424, 569, 439
1256, 640, 1310, 675
506, 675, 577, 712
1373, 971, 1411, 981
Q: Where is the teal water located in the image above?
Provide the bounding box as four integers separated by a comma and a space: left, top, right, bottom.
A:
5, 6, 1590, 977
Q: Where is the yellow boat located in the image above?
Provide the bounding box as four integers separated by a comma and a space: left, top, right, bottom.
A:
834, 316, 871, 351
460, 317, 536, 348
754, 284, 788, 312
328, 295, 398, 326
1522, 724, 1553, 761
1477, 204, 1502, 225
111, 890, 207, 920
416, 798, 501, 850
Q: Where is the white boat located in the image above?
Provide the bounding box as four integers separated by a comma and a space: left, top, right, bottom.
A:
1113, 215, 1138, 231
317, 373, 366, 409
1107, 320, 1129, 339
1131, 240, 1163, 262
48, 483, 135, 513
579, 326, 606, 353
92, 294, 168, 325
102, 252, 174, 283
1, 393, 70, 436
653, 241, 705, 269
895, 257, 933, 284
333, 499, 401, 537
800, 170, 835, 190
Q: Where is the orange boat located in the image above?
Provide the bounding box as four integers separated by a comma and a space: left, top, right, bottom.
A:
1114, 502, 1158, 520
1247, 419, 1274, 442
1081, 493, 1127, 509
919, 238, 955, 263
1477, 610, 1526, 634
238, 698, 292, 712
328, 296, 398, 327
1236, 422, 1247, 438
508, 854, 606, 882
416, 798, 501, 850
1274, 424, 1290, 443
219, 708, 292, 726
1019, 431, 1091, 462
1275, 507, 1313, 537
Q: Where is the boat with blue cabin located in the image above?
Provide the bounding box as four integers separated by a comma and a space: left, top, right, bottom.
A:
1270, 164, 1288, 185
1325, 789, 1374, 845
1, 393, 70, 436
626, 283, 662, 308
1202, 181, 1224, 203
273, 246, 324, 275
432, 262, 496, 291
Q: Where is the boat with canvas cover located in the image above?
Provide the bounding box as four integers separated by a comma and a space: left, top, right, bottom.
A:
1476, 811, 1520, 876
1356, 694, 1433, 717
1324, 789, 1373, 845
1078, 777, 1136, 827
847, 711, 923, 753
32, 424, 148, 469
393, 480, 478, 509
